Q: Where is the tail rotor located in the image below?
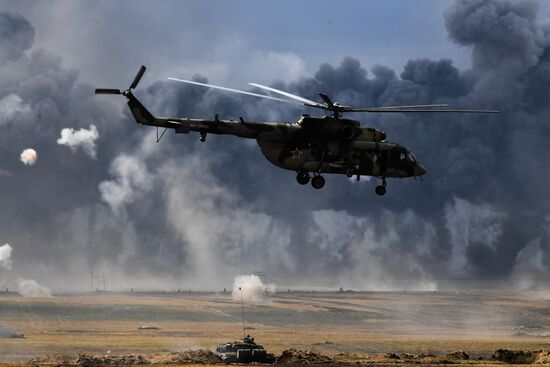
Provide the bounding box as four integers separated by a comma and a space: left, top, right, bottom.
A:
129, 65, 146, 90
95, 65, 146, 96
95, 88, 122, 95
95, 65, 156, 126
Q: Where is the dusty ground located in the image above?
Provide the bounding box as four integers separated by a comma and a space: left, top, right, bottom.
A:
1, 290, 550, 365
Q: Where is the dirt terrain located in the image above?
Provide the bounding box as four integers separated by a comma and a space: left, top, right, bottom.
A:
6, 348, 550, 366
2, 290, 550, 366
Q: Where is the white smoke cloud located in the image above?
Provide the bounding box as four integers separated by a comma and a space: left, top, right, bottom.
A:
0, 94, 30, 125
98, 132, 295, 287
19, 148, 37, 166
512, 239, 545, 290
161, 155, 294, 285
0, 244, 12, 269
247, 50, 305, 84
17, 279, 51, 297
510, 214, 550, 289
99, 155, 153, 213
57, 124, 99, 158
232, 274, 274, 302
168, 37, 306, 86
308, 208, 438, 291
444, 196, 506, 276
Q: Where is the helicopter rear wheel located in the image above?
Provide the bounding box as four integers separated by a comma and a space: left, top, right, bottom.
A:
296, 171, 310, 185
311, 175, 325, 189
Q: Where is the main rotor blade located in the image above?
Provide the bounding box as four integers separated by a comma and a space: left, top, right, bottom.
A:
354, 107, 499, 113
363, 104, 449, 109
318, 93, 335, 107
248, 83, 324, 107
168, 78, 298, 104
130, 65, 146, 90
95, 88, 122, 95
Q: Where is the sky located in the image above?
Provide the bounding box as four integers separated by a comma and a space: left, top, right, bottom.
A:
1, 0, 550, 291
2, 0, 471, 87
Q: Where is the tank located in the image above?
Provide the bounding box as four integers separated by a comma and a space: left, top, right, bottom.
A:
215, 334, 276, 363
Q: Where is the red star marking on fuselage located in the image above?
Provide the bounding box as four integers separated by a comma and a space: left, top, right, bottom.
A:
290, 147, 303, 160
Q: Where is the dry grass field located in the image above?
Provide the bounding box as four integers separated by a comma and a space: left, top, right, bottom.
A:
1, 290, 550, 365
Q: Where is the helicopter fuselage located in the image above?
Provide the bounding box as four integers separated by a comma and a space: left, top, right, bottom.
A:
130, 94, 427, 181
254, 115, 425, 179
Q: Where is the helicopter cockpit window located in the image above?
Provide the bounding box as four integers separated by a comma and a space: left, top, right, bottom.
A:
407, 153, 417, 162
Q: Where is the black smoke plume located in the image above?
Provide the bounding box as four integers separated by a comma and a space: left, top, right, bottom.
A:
1, 1, 549, 290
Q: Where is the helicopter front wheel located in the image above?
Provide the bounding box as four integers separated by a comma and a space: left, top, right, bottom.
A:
296, 171, 310, 185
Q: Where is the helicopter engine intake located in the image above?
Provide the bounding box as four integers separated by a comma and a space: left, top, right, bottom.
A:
340, 125, 358, 140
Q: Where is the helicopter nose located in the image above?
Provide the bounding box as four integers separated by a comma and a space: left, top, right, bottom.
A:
415, 163, 427, 176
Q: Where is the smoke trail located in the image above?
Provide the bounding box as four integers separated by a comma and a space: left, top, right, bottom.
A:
0, 94, 29, 125
17, 279, 51, 297
0, 244, 12, 269
232, 274, 274, 302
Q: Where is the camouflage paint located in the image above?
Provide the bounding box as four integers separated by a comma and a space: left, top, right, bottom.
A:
126, 91, 426, 179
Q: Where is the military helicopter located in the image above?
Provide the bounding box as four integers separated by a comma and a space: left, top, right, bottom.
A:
96, 66, 498, 195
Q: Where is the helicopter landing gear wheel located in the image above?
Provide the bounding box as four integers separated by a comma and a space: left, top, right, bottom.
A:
375, 178, 387, 196
296, 171, 310, 185
311, 175, 325, 189
375, 185, 386, 196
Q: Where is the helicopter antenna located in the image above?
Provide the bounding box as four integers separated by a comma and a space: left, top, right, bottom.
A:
239, 286, 246, 339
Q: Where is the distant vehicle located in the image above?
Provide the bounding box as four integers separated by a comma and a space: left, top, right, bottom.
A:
215, 334, 275, 363
137, 325, 159, 330
96, 66, 498, 195
0, 326, 24, 339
